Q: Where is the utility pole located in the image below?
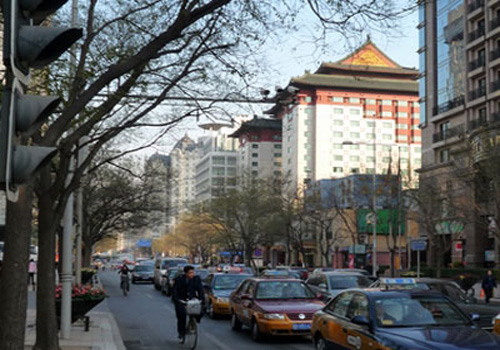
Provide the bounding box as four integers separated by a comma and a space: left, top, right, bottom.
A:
372, 121, 378, 278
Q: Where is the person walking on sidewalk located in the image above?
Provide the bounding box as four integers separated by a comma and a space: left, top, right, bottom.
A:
28, 259, 37, 291
172, 265, 205, 342
482, 270, 497, 304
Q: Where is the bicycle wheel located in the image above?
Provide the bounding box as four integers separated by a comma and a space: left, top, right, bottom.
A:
184, 317, 198, 350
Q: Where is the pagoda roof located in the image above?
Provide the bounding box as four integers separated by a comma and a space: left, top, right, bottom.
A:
230, 116, 282, 138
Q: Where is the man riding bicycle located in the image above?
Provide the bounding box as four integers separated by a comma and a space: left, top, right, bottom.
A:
172, 265, 205, 341
118, 262, 131, 293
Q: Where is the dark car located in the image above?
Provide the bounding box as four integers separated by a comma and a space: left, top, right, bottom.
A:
153, 257, 188, 290
307, 272, 373, 301
160, 267, 180, 296
203, 273, 252, 318
312, 288, 500, 350
131, 264, 154, 284
373, 277, 500, 330
230, 278, 324, 341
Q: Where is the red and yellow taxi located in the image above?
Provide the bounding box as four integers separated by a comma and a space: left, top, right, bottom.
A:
203, 273, 252, 318
229, 278, 324, 341
311, 288, 500, 350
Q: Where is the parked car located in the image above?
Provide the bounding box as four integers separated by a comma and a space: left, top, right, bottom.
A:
160, 267, 180, 296
153, 257, 188, 290
306, 271, 373, 301
311, 267, 335, 275
229, 278, 324, 341
260, 269, 301, 279
372, 277, 500, 330
131, 264, 154, 284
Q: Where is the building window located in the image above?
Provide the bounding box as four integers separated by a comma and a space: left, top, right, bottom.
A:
252, 153, 258, 157
350, 109, 361, 115
274, 162, 281, 167
413, 136, 422, 142
350, 145, 360, 150
272, 135, 282, 141
333, 144, 342, 149
227, 167, 236, 176
397, 135, 408, 141
274, 144, 282, 149
333, 167, 343, 173
381, 111, 393, 117
303, 96, 312, 103
398, 101, 408, 107
273, 170, 281, 176
411, 125, 420, 130
366, 133, 375, 139
332, 97, 344, 103
382, 157, 391, 163
382, 122, 392, 128
366, 145, 375, 151
252, 162, 258, 167
252, 144, 259, 149
439, 149, 450, 163
397, 112, 408, 118
366, 168, 375, 174
304, 131, 310, 137
351, 168, 360, 174
350, 132, 360, 139
333, 131, 343, 138
333, 108, 343, 114
287, 135, 291, 142
350, 156, 360, 162
383, 145, 392, 152
334, 119, 344, 126
400, 146, 409, 153
397, 124, 409, 129
250, 135, 259, 141
382, 99, 392, 106
212, 167, 225, 176
412, 113, 420, 119
365, 99, 376, 105
365, 110, 376, 117
350, 120, 360, 127
366, 121, 376, 128
274, 153, 282, 157
382, 134, 393, 140
400, 158, 408, 164
252, 170, 258, 176
227, 157, 237, 165
366, 156, 375, 163
415, 159, 421, 166
334, 155, 343, 161
349, 97, 360, 103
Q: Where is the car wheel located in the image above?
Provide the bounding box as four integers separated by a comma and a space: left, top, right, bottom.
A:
231, 312, 242, 331
315, 336, 326, 350
208, 302, 216, 319
251, 320, 262, 342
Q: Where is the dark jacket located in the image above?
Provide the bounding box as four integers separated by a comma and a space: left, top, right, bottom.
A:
172, 274, 205, 303
482, 275, 497, 290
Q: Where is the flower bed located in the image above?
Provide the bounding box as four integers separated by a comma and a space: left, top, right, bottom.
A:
55, 284, 107, 301
55, 284, 107, 328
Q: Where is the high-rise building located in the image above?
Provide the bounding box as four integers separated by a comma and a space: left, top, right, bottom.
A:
144, 153, 171, 237
195, 133, 239, 202
266, 39, 421, 196
419, 0, 500, 267
167, 135, 198, 229
230, 116, 282, 179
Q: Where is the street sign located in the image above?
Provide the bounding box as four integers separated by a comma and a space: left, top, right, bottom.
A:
411, 239, 427, 251
455, 242, 463, 252
349, 244, 366, 254
137, 239, 152, 248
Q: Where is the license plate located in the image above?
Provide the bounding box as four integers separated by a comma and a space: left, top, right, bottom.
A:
292, 323, 311, 330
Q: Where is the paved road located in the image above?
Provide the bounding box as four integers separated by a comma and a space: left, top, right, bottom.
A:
100, 271, 314, 350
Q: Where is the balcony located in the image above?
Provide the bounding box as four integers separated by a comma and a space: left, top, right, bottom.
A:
491, 79, 500, 92
468, 0, 484, 12
469, 116, 488, 131
433, 124, 466, 143
469, 56, 485, 71
468, 27, 485, 42
469, 86, 486, 100
491, 48, 500, 61
432, 95, 465, 116
491, 16, 500, 31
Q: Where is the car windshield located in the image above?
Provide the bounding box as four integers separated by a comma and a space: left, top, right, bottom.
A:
196, 270, 209, 280
134, 265, 153, 272
256, 281, 315, 300
161, 259, 187, 269
169, 269, 179, 278
213, 275, 249, 290
374, 296, 470, 328
328, 275, 372, 289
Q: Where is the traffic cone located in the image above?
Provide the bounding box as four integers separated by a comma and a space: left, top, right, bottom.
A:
480, 289, 485, 299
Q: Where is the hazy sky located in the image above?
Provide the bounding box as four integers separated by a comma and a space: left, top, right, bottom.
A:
136, 7, 419, 160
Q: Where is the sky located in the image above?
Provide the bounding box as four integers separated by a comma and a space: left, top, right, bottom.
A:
134, 6, 419, 161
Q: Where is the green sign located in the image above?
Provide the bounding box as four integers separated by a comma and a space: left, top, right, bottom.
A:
357, 209, 405, 235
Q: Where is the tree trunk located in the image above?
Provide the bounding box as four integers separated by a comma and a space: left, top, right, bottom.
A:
0, 184, 34, 350
34, 175, 60, 350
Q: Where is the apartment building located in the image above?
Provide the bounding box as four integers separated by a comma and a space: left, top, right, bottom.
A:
419, 0, 500, 267
230, 116, 282, 179
266, 39, 422, 196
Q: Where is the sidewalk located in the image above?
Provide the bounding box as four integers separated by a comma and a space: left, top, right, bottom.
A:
24, 294, 125, 350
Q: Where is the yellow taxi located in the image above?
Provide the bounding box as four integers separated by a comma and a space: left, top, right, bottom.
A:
203, 273, 252, 318
229, 278, 324, 341
494, 313, 500, 335
311, 287, 500, 350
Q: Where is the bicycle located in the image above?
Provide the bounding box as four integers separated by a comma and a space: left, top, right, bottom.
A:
120, 274, 130, 296
180, 299, 202, 350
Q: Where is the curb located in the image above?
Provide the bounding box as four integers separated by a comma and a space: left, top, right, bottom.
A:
88, 300, 126, 350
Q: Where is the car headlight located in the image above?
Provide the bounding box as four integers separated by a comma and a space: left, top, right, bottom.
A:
263, 313, 285, 320
216, 297, 229, 303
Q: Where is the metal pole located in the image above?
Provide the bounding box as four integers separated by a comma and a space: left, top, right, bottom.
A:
61, 157, 74, 339
417, 249, 421, 278
372, 122, 377, 277
398, 146, 402, 269
75, 136, 89, 284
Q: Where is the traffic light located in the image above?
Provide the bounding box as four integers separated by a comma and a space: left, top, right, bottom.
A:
1, 0, 83, 201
